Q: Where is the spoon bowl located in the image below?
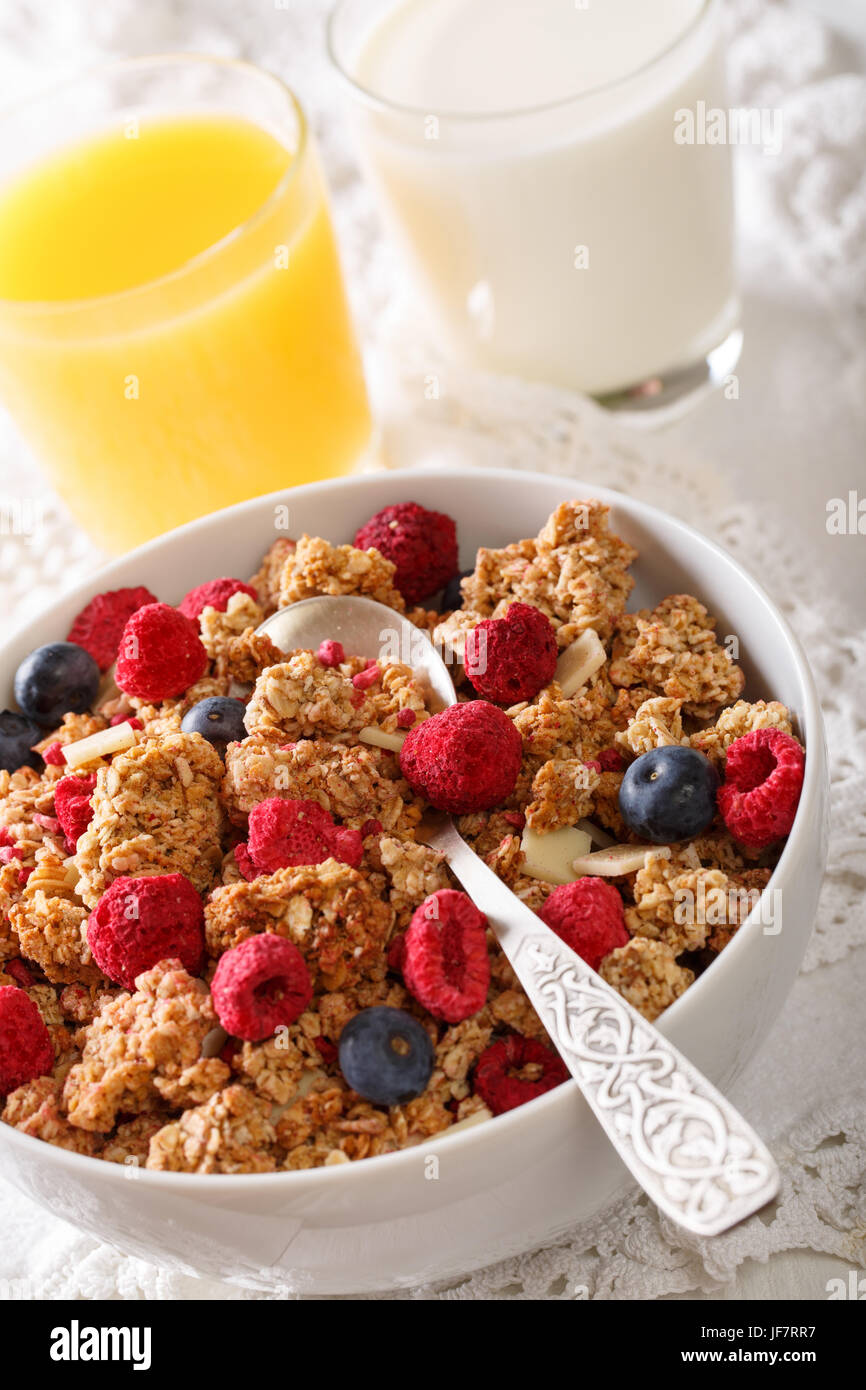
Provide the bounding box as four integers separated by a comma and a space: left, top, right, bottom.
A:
258, 594, 459, 712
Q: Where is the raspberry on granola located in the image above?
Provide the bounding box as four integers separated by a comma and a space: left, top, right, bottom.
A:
204, 858, 394, 990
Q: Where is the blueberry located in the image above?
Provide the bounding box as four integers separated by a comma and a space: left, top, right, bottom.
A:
618, 746, 720, 844
439, 568, 474, 613
338, 1005, 434, 1106
0, 710, 43, 773
14, 641, 100, 728
180, 696, 247, 752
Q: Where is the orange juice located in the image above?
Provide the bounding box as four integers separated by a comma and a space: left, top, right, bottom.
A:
0, 100, 372, 551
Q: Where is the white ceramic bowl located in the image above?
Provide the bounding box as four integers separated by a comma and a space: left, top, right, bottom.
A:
0, 468, 828, 1294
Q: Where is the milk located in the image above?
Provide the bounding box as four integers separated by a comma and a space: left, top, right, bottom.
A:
338, 0, 737, 398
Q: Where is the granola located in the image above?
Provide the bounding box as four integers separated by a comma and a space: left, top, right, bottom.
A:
0, 498, 798, 1172
74, 731, 225, 906
279, 535, 405, 611
63, 961, 229, 1132
610, 595, 745, 718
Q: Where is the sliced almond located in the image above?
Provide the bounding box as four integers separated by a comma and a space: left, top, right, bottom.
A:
571, 843, 671, 877
576, 818, 617, 849
521, 823, 593, 885
439, 1106, 494, 1138
63, 721, 137, 769
358, 726, 407, 753
555, 628, 606, 697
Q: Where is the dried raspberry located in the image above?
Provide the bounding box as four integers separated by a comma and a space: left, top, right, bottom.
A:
86, 873, 205, 989
67, 586, 158, 671
0, 847, 16, 866
399, 701, 522, 814
0, 986, 54, 1096
177, 577, 258, 620
115, 603, 208, 701
352, 661, 380, 691
503, 811, 526, 830
314, 1035, 338, 1065
4, 959, 34, 988
17, 867, 33, 886
333, 826, 363, 869
717, 729, 805, 848
597, 747, 625, 773
354, 501, 458, 605
211, 934, 311, 1041
403, 889, 490, 1022
540, 878, 628, 972
0, 828, 13, 848
465, 603, 558, 705
360, 819, 383, 839
473, 1034, 568, 1115
234, 843, 262, 881
386, 933, 407, 974
110, 713, 143, 730
317, 640, 345, 668
396, 709, 416, 729
53, 773, 97, 853
247, 798, 360, 874
32, 813, 61, 834
42, 742, 66, 766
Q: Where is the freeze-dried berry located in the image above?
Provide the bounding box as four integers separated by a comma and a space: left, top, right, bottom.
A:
115, 603, 208, 701
53, 772, 97, 852
717, 728, 805, 848
177, 578, 258, 620
0, 986, 54, 1096
399, 701, 522, 814
211, 934, 312, 1041
247, 798, 336, 873
233, 843, 261, 881
41, 741, 66, 766
540, 878, 628, 972
86, 873, 206, 989
354, 501, 458, 604
403, 890, 490, 1022
317, 640, 345, 668
473, 1034, 569, 1115
67, 586, 158, 671
465, 603, 558, 705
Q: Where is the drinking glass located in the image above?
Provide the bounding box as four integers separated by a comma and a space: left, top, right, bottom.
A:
0, 56, 373, 552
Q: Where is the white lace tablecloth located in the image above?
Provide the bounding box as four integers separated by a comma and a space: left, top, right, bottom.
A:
0, 0, 863, 1301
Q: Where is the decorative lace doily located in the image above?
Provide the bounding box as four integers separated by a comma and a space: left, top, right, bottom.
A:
0, 0, 863, 1300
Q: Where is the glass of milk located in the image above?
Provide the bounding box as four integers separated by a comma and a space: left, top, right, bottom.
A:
329, 0, 740, 413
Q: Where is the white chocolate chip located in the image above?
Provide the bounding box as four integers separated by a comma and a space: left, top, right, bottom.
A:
520, 823, 593, 884
358, 726, 407, 753
62, 722, 137, 769
555, 628, 607, 697
571, 843, 671, 877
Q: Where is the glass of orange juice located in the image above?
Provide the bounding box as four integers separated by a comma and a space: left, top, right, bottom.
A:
0, 55, 373, 553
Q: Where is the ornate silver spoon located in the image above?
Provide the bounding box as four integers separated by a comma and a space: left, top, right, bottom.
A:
258, 595, 779, 1236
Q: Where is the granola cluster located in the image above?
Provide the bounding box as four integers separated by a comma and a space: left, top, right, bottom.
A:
0, 500, 796, 1172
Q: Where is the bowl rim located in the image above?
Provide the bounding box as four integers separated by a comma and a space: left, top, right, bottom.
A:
0, 466, 825, 1192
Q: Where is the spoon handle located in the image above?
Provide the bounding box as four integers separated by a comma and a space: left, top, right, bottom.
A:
430, 817, 779, 1236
